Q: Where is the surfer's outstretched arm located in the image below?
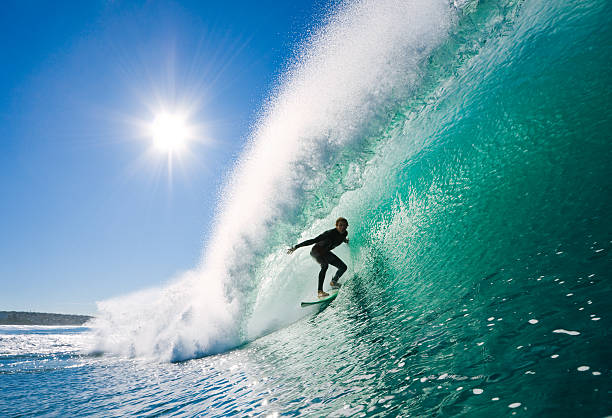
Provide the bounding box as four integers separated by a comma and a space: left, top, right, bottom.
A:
287, 237, 316, 254
287, 231, 329, 254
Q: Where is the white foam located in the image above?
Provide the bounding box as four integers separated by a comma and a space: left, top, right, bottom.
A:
553, 329, 580, 336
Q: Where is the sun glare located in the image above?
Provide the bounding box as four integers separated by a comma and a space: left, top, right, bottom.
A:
149, 112, 191, 152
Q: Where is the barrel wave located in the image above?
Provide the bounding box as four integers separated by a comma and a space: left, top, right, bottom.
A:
89, 0, 611, 415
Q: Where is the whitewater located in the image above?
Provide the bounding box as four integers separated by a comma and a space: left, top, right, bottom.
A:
2, 0, 611, 416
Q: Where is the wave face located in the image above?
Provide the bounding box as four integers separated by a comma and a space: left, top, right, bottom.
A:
93, 5, 612, 411
92, 0, 454, 361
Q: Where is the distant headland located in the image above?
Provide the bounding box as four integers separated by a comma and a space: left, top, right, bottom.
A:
0, 311, 93, 326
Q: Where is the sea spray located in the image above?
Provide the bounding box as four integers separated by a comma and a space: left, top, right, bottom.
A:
92, 270, 237, 360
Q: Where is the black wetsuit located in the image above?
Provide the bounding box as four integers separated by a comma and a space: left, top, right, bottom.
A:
294, 228, 348, 291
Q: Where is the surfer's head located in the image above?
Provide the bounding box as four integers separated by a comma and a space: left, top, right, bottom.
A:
336, 217, 348, 233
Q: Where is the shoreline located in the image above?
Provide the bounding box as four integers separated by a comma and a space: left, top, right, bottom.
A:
0, 311, 94, 326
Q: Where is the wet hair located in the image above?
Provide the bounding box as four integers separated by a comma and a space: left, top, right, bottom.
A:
336, 217, 349, 226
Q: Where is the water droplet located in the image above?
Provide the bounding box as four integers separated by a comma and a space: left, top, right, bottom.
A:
492, 397, 500, 401
577, 366, 590, 372
508, 402, 521, 408
551, 354, 559, 359
528, 319, 538, 324
473, 388, 483, 394
592, 371, 601, 376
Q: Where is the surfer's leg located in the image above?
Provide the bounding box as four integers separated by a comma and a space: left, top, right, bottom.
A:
326, 252, 347, 282
311, 251, 329, 291
317, 263, 329, 291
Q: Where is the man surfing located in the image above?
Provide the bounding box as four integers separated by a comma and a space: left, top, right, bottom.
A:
287, 217, 349, 298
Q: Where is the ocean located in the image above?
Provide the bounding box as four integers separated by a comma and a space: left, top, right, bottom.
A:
2, 0, 610, 416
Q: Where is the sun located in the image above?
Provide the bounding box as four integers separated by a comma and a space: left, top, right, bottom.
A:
149, 112, 191, 152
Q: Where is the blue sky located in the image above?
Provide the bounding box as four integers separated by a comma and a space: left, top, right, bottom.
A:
0, 0, 328, 315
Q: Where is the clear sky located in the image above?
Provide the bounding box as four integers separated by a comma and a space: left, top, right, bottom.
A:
0, 0, 327, 315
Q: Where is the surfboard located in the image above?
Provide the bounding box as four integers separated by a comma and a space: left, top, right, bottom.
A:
300, 290, 339, 307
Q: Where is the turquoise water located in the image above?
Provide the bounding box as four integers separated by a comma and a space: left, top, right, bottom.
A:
2, 0, 611, 416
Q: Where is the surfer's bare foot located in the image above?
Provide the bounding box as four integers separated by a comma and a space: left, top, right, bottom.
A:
318, 290, 329, 298
330, 281, 341, 289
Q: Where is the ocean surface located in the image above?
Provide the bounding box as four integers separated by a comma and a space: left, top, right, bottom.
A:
2, 0, 611, 416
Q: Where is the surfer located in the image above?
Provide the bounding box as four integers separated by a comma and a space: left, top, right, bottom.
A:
287, 217, 349, 298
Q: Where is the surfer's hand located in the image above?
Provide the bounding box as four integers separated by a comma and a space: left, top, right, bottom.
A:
344, 238, 350, 244
287, 247, 296, 254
